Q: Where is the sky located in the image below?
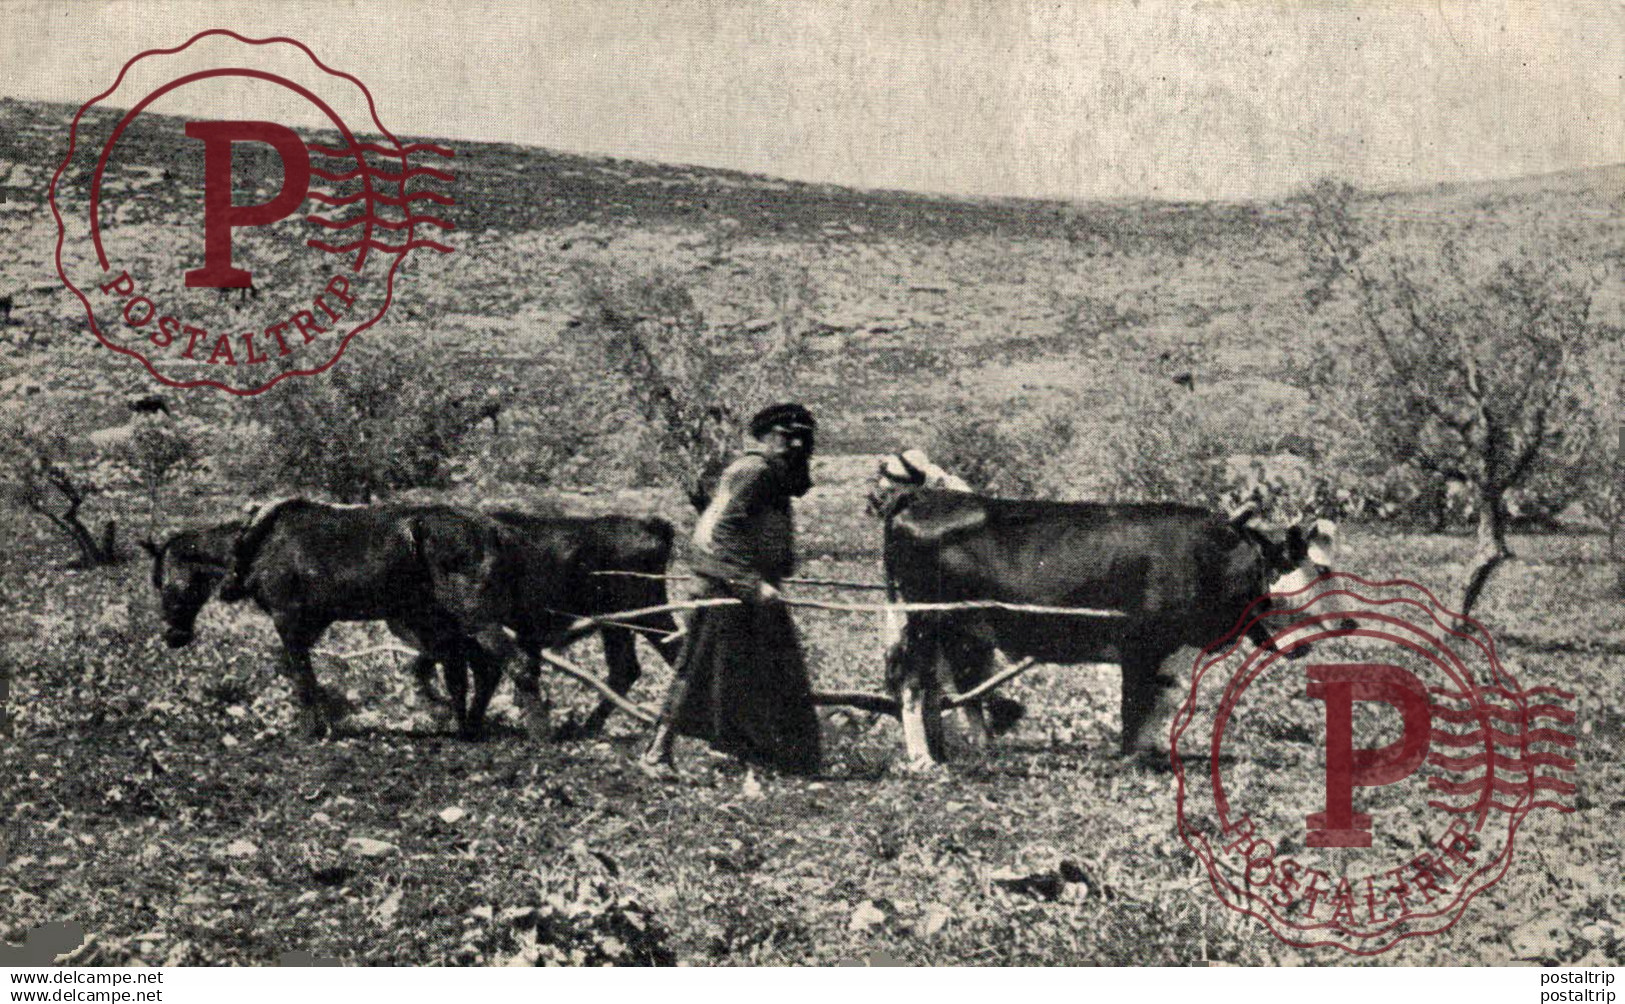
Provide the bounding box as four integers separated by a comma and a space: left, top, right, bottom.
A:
3, 0, 1622, 201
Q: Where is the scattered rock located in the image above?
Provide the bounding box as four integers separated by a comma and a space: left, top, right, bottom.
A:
497, 906, 537, 925
1511, 911, 1570, 959
848, 899, 891, 932
93, 602, 128, 634
278, 949, 340, 967
344, 837, 398, 858
918, 903, 952, 938
373, 890, 402, 926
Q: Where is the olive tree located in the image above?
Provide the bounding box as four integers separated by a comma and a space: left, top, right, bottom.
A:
0, 406, 119, 567
1303, 179, 1609, 619
568, 263, 813, 510
120, 418, 201, 537
1578, 342, 1625, 592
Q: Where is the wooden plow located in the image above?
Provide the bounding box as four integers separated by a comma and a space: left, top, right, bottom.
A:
547, 587, 1123, 724
320, 584, 1125, 727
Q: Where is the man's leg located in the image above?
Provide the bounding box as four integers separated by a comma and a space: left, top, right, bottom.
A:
639, 692, 686, 768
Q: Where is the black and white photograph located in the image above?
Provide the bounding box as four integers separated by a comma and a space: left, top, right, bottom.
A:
0, 0, 1621, 973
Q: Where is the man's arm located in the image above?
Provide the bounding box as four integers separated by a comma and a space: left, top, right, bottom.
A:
690, 455, 776, 594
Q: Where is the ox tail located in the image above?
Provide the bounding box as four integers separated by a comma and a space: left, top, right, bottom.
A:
217, 497, 304, 603
407, 512, 427, 567
614, 515, 680, 664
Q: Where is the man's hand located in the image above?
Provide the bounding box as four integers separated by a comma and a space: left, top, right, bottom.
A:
756, 581, 784, 605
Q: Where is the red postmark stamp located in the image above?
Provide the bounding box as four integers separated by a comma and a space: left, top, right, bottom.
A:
1172, 573, 1577, 954
49, 29, 455, 395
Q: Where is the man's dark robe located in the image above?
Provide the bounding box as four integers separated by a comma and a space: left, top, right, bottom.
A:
666, 451, 821, 775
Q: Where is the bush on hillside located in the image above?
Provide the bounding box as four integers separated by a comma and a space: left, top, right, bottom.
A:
224, 338, 492, 503
565, 263, 814, 509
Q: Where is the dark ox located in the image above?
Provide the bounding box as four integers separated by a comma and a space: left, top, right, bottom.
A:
143, 502, 678, 739
146, 501, 514, 738
868, 452, 1344, 767
443, 509, 679, 738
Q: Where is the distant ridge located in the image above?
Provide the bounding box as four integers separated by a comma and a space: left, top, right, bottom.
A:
4, 96, 1619, 240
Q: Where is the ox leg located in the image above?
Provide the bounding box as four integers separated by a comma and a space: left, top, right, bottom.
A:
958, 700, 989, 749
406, 653, 446, 710
1119, 646, 1179, 760
509, 645, 552, 738
274, 618, 329, 739
391, 618, 463, 724
463, 652, 501, 740
943, 634, 994, 750
442, 649, 471, 737
893, 622, 947, 769
464, 627, 516, 740
569, 628, 639, 740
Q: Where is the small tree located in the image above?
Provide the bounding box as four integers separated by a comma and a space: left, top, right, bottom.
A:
0, 409, 118, 567
120, 418, 201, 536
1075, 384, 1232, 507
1303, 179, 1608, 619
1578, 344, 1625, 592
924, 400, 1075, 499
233, 339, 490, 503
568, 265, 812, 509
1587, 429, 1625, 594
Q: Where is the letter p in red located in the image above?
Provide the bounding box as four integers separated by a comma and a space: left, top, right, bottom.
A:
1306, 664, 1431, 848
184, 121, 311, 288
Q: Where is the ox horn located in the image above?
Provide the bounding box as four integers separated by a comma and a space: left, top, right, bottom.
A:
896, 449, 926, 483
1227, 501, 1261, 528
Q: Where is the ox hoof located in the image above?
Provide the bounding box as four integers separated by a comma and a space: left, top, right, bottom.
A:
635, 758, 679, 783
895, 755, 946, 776
954, 723, 989, 750
1120, 742, 1173, 770
421, 696, 459, 725
416, 688, 449, 710
294, 702, 331, 739
514, 696, 553, 737
984, 696, 1026, 736
550, 715, 588, 743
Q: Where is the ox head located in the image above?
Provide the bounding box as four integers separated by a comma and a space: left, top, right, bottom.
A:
139, 536, 223, 648
868, 449, 972, 518
1227, 506, 1353, 659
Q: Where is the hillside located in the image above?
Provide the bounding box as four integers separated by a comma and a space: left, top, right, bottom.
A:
1, 96, 1619, 454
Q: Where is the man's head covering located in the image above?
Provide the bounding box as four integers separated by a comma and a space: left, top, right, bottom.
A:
748, 403, 816, 439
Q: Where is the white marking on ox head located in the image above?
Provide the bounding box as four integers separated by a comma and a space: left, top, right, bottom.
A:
872, 449, 973, 651
1268, 518, 1339, 595
1254, 516, 1357, 656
